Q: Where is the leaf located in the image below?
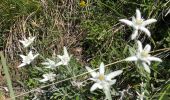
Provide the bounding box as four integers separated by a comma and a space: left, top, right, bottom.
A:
0, 52, 15, 100
158, 83, 170, 100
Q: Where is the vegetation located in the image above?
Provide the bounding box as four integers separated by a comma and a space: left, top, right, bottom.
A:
0, 0, 170, 100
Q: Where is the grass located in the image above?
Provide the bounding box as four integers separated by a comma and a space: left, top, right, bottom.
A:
0, 52, 15, 100
0, 0, 170, 99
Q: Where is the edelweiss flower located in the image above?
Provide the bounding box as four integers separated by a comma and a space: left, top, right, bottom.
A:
18, 51, 39, 68
56, 46, 71, 66
136, 91, 145, 100
39, 73, 56, 83
125, 41, 162, 73
119, 9, 157, 40
86, 62, 123, 92
19, 36, 36, 48
41, 58, 57, 69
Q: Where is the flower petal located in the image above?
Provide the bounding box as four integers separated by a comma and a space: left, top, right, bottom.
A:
18, 63, 26, 68
39, 78, 48, 83
144, 44, 151, 52
131, 29, 138, 40
63, 46, 69, 57
55, 61, 63, 66
143, 19, 157, 26
28, 51, 33, 57
147, 56, 162, 62
141, 58, 151, 65
57, 55, 63, 59
90, 83, 103, 92
19, 40, 25, 44
109, 79, 117, 85
119, 19, 133, 26
85, 66, 97, 78
41, 62, 49, 65
99, 62, 105, 75
106, 70, 123, 80
19, 55, 26, 59
125, 56, 138, 61
136, 9, 141, 20
89, 78, 98, 82
137, 40, 143, 52
140, 27, 151, 37
31, 36, 36, 41
142, 62, 151, 73
33, 53, 39, 59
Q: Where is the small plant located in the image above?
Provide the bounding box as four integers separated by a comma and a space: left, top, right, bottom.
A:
1, 0, 169, 99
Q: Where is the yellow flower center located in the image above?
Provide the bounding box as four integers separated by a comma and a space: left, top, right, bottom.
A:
98, 74, 105, 81
136, 19, 143, 25
80, 0, 86, 7
141, 51, 149, 57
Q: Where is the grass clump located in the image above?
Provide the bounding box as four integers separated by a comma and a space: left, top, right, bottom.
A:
0, 0, 170, 100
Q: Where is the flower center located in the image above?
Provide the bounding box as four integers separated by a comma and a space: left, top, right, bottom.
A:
63, 57, 69, 62
61, 57, 70, 65
141, 51, 149, 57
136, 19, 143, 25
25, 56, 32, 64
98, 74, 105, 81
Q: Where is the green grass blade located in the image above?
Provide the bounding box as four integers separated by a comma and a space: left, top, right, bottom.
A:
0, 51, 15, 100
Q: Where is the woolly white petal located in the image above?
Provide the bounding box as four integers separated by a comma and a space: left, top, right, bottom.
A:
57, 55, 63, 59
85, 66, 97, 78
19, 55, 26, 59
136, 9, 141, 20
45, 66, 53, 69
147, 56, 162, 62
143, 19, 157, 26
131, 30, 138, 40
142, 62, 151, 73
18, 63, 26, 68
55, 61, 63, 66
33, 53, 39, 59
109, 79, 117, 85
30, 36, 36, 41
125, 56, 138, 61
106, 70, 123, 80
19, 40, 25, 44
137, 40, 143, 52
119, 19, 133, 26
140, 58, 151, 65
63, 46, 69, 57
89, 78, 98, 82
41, 62, 50, 65
39, 78, 48, 83
140, 27, 151, 37
99, 62, 105, 75
28, 51, 33, 57
90, 83, 103, 92
144, 44, 151, 52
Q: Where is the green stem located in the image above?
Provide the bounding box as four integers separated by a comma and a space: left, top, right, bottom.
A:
0, 52, 15, 100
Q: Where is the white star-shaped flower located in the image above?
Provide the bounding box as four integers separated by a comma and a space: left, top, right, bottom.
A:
86, 62, 123, 92
125, 40, 162, 73
119, 9, 157, 40
41, 58, 57, 69
56, 46, 71, 66
136, 91, 145, 100
18, 51, 39, 68
39, 73, 56, 83
19, 36, 36, 48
